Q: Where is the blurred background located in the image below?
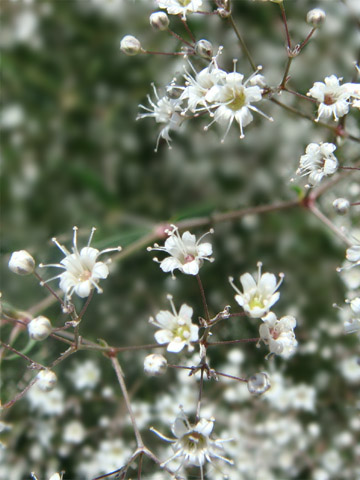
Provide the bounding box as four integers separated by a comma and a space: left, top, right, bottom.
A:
1, 0, 360, 479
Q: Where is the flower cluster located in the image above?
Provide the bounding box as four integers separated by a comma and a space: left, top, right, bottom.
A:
138, 57, 272, 150
230, 262, 297, 358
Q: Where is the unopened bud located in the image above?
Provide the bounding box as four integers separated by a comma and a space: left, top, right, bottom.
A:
8, 250, 35, 275
247, 372, 271, 395
37, 370, 57, 392
306, 8, 326, 27
144, 353, 167, 376
120, 35, 141, 56
28, 316, 52, 341
195, 39, 213, 60
150, 11, 169, 31
333, 198, 350, 215
350, 297, 360, 314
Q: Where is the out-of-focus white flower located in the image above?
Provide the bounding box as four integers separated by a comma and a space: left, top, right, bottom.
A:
150, 295, 199, 352
229, 262, 284, 318
259, 312, 297, 358
346, 243, 360, 268
0, 105, 24, 129
204, 67, 273, 141
39, 227, 121, 303
156, 0, 203, 19
144, 353, 168, 375
339, 356, 360, 383
148, 224, 214, 277
68, 360, 101, 390
63, 420, 86, 444
27, 385, 65, 416
307, 75, 353, 121
8, 250, 35, 275
28, 316, 52, 341
137, 84, 184, 152
296, 142, 338, 187
150, 413, 232, 472
31, 473, 63, 480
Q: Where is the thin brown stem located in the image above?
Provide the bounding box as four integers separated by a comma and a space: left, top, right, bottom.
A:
0, 342, 45, 369
2, 376, 38, 409
196, 274, 210, 323
167, 26, 194, 47
279, 1, 291, 50
214, 370, 248, 382
309, 205, 352, 246
109, 355, 144, 448
227, 14, 257, 72
180, 17, 195, 43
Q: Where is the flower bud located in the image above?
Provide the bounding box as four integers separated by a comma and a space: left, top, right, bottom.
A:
37, 370, 57, 392
120, 35, 141, 56
306, 8, 326, 27
8, 250, 35, 275
350, 297, 360, 314
195, 39, 213, 60
247, 372, 271, 395
144, 353, 167, 376
333, 198, 350, 215
150, 11, 169, 31
28, 316, 52, 341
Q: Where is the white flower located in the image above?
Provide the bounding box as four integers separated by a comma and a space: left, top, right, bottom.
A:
144, 353, 168, 376
148, 224, 214, 277
68, 360, 101, 390
137, 83, 184, 152
39, 227, 121, 303
31, 474, 63, 480
181, 58, 227, 113
157, 0, 203, 19
296, 142, 338, 187
307, 75, 353, 121
150, 295, 199, 352
229, 262, 284, 318
37, 370, 57, 392
150, 413, 232, 474
63, 420, 86, 444
203, 67, 273, 141
259, 312, 298, 359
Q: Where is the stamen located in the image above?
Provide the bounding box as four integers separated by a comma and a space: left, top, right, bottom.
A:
87, 227, 96, 247
52, 237, 70, 256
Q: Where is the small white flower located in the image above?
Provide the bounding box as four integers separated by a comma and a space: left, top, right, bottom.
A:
68, 360, 101, 390
259, 312, 298, 359
144, 353, 168, 376
150, 413, 232, 474
346, 243, 360, 268
307, 75, 353, 121
137, 83, 184, 152
157, 0, 203, 20
148, 224, 214, 277
229, 262, 284, 318
63, 420, 86, 444
39, 227, 121, 303
203, 66, 273, 141
296, 142, 338, 187
8, 250, 35, 275
150, 295, 199, 352
120, 35, 142, 55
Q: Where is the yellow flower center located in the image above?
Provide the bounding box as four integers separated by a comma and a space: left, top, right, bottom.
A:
249, 295, 265, 310
226, 87, 246, 111
178, 0, 192, 6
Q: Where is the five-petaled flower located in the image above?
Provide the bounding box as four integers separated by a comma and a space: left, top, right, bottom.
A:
40, 227, 121, 304
296, 142, 338, 187
229, 262, 284, 318
147, 224, 214, 277
259, 312, 298, 359
150, 295, 199, 352
150, 412, 232, 478
307, 75, 353, 121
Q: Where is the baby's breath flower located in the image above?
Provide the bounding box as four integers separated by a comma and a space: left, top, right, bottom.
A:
8, 250, 35, 275
346, 243, 360, 268
150, 413, 233, 474
247, 372, 271, 395
229, 262, 284, 318
156, 0, 203, 20
306, 8, 326, 27
259, 312, 298, 358
147, 224, 214, 277
150, 11, 169, 30
150, 295, 198, 353
204, 65, 273, 141
39, 227, 121, 304
144, 353, 168, 376
137, 84, 184, 152
333, 198, 350, 215
296, 142, 338, 187
307, 75, 353, 121
28, 315, 52, 341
